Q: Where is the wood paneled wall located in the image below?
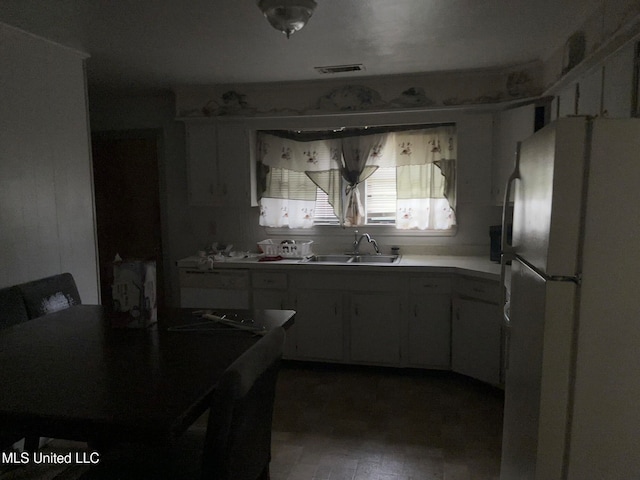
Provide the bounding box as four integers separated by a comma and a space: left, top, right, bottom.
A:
0, 23, 98, 303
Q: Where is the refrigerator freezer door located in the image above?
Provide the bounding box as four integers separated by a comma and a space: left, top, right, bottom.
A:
512, 117, 588, 277
501, 259, 576, 480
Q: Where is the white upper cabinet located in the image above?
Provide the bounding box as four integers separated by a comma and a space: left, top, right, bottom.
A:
492, 104, 536, 205
551, 41, 636, 120
602, 43, 636, 118
184, 120, 251, 207
577, 68, 603, 117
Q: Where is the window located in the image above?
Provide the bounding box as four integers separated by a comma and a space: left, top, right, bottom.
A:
314, 167, 398, 225
257, 124, 456, 231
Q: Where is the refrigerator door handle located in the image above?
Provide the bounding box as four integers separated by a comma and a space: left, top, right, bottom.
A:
501, 141, 521, 256
500, 254, 511, 325
500, 142, 521, 326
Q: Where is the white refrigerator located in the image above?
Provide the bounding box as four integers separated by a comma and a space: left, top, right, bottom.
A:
499, 116, 640, 480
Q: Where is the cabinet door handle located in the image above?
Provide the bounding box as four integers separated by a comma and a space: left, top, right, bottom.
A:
355, 304, 359, 315
334, 304, 338, 316
414, 305, 417, 316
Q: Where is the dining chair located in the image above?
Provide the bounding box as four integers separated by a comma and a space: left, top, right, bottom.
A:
79, 326, 286, 480
0, 286, 30, 452
197, 326, 285, 480
17, 273, 81, 319
3, 275, 80, 452
0, 285, 29, 330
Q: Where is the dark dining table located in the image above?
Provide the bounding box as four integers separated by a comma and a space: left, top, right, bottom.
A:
0, 305, 295, 447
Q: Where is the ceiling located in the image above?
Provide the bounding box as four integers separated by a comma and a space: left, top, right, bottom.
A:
0, 0, 603, 93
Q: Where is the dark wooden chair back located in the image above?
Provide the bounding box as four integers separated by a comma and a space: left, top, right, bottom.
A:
201, 327, 285, 480
17, 273, 81, 319
0, 287, 31, 451
0, 286, 29, 330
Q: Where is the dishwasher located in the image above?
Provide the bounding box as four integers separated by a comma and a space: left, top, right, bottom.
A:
179, 269, 250, 309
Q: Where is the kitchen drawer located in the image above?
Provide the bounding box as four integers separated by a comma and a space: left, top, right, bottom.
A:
341, 273, 405, 292
252, 272, 288, 290
410, 276, 451, 295
179, 269, 249, 289
456, 276, 500, 304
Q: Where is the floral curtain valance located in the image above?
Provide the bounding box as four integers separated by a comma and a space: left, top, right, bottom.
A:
258, 134, 340, 172
258, 126, 456, 171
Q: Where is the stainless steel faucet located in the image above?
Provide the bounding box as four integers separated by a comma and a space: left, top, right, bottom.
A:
352, 230, 380, 255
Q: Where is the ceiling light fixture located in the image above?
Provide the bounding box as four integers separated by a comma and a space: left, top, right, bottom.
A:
257, 0, 317, 39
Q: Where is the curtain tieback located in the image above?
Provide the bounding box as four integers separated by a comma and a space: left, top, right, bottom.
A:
345, 183, 358, 195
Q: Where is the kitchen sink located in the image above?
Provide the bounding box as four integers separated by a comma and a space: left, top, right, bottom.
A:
304, 254, 353, 263
349, 255, 400, 264
302, 254, 400, 264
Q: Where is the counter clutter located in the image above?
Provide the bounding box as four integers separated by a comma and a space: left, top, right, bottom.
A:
177, 253, 501, 279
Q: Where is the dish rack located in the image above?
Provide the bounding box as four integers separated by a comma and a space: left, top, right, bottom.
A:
257, 239, 313, 258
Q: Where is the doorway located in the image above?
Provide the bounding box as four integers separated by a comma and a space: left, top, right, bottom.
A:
91, 130, 164, 311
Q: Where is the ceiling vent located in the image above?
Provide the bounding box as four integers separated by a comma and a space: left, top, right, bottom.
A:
315, 64, 365, 74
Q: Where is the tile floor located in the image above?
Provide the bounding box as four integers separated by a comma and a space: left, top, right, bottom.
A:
270, 362, 504, 480
0, 362, 504, 480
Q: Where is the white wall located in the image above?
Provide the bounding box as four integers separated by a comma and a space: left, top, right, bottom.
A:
178, 108, 502, 257
89, 94, 503, 307
0, 23, 98, 302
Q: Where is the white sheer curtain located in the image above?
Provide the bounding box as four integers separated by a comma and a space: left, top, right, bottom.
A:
391, 127, 457, 230
257, 126, 456, 230
307, 133, 387, 226
258, 133, 340, 228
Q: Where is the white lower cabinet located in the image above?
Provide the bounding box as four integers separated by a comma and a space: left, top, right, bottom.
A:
451, 277, 502, 386
406, 277, 452, 368
243, 268, 502, 386
252, 271, 288, 309
252, 289, 287, 310
250, 271, 295, 358
349, 292, 402, 366
179, 269, 250, 309
293, 290, 344, 362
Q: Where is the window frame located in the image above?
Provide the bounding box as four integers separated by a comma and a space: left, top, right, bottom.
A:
253, 116, 458, 236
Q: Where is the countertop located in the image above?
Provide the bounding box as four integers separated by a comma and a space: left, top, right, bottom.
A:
177, 254, 502, 281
